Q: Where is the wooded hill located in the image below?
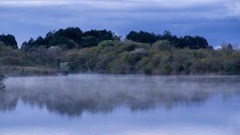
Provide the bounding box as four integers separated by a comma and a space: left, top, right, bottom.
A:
0, 27, 239, 76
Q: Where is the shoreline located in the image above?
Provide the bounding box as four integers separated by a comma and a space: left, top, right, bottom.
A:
1, 67, 240, 77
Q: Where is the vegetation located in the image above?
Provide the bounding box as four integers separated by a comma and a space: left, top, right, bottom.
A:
0, 74, 5, 89
126, 30, 210, 49
0, 34, 18, 49
21, 27, 117, 50
0, 27, 240, 76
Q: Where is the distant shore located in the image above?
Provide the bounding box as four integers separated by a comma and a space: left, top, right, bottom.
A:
1, 28, 239, 76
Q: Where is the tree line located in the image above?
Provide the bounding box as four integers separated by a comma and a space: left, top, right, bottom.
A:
0, 27, 239, 77
21, 27, 119, 51
0, 27, 212, 50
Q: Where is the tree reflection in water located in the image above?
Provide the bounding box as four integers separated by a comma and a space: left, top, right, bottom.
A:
1, 75, 240, 117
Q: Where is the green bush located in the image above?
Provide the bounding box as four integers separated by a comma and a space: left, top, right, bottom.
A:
98, 40, 119, 48
152, 40, 173, 51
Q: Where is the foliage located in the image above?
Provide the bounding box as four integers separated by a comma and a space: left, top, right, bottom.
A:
60, 62, 70, 73
77, 29, 116, 48
0, 28, 240, 76
176, 36, 209, 49
152, 40, 173, 51
0, 34, 18, 49
126, 30, 210, 49
21, 27, 115, 50
57, 40, 240, 75
0, 74, 5, 89
126, 31, 159, 44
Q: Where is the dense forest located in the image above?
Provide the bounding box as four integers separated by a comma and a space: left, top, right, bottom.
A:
0, 27, 240, 79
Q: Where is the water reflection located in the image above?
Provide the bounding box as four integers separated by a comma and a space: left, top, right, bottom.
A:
1, 75, 240, 116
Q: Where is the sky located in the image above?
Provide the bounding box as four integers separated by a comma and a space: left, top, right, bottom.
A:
0, 0, 239, 47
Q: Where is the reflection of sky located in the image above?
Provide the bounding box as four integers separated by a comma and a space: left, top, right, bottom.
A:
0, 96, 240, 135
0, 0, 240, 46
0, 75, 240, 135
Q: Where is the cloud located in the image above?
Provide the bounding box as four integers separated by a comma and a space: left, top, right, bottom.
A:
0, 0, 239, 46
0, 0, 232, 9
225, 1, 240, 17
0, 0, 68, 6
0, 0, 239, 20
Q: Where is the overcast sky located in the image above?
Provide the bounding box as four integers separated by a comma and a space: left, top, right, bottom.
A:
0, 0, 239, 46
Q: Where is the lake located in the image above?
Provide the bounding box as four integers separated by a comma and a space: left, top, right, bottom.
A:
0, 74, 240, 135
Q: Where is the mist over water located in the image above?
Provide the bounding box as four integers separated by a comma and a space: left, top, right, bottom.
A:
1, 74, 240, 135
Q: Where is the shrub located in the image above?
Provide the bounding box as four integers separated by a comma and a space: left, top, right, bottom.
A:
152, 40, 173, 51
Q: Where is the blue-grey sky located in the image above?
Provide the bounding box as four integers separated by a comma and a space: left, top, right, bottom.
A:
0, 0, 239, 47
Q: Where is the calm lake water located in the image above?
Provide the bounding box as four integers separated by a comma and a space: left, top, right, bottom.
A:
0, 74, 240, 135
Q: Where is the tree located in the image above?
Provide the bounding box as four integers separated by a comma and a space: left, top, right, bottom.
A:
193, 36, 209, 49
126, 30, 158, 44
54, 27, 83, 43
175, 35, 209, 49
159, 31, 178, 45
160, 31, 173, 40
21, 38, 35, 51
21, 41, 29, 51
221, 43, 234, 54
44, 28, 82, 49
81, 29, 115, 48
21, 27, 83, 50
49, 36, 75, 49
34, 36, 46, 46
0, 34, 18, 49
44, 31, 54, 45
80, 36, 97, 48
